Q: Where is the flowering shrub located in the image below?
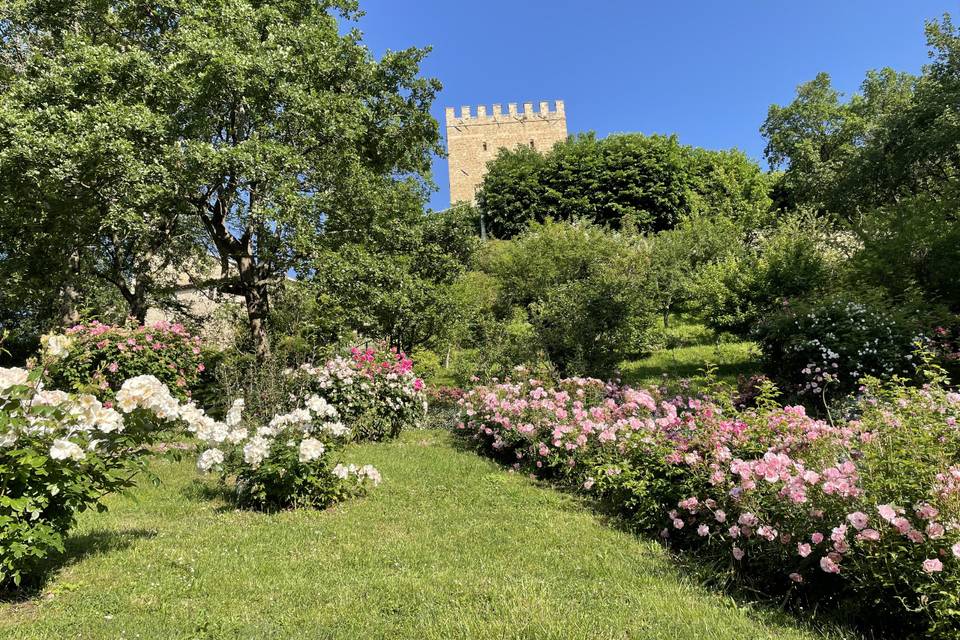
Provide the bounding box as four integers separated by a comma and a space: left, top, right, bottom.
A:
42, 320, 204, 400
756, 295, 922, 397
294, 345, 426, 441
188, 396, 381, 511
2, 354, 386, 589
457, 370, 960, 638
0, 367, 180, 589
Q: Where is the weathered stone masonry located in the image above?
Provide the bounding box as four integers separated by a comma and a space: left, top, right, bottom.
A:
445, 100, 568, 205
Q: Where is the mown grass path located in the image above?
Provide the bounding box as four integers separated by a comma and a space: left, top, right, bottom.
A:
1, 431, 842, 639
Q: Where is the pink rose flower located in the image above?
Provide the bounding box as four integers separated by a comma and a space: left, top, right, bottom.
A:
819, 555, 840, 574
857, 528, 881, 542
846, 511, 869, 530
923, 558, 944, 573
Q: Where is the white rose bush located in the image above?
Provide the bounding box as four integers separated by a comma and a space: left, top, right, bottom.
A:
1, 347, 385, 590
295, 345, 427, 441
0, 367, 182, 589
190, 394, 382, 511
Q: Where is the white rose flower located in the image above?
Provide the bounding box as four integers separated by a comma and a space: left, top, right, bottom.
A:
41, 333, 72, 360
332, 463, 349, 479
323, 421, 350, 437
226, 427, 248, 444
225, 398, 245, 427
243, 436, 271, 467
93, 406, 125, 433
305, 395, 338, 419
197, 448, 224, 472
0, 430, 17, 448
50, 438, 85, 461
298, 438, 326, 463
358, 464, 382, 486
0, 366, 31, 396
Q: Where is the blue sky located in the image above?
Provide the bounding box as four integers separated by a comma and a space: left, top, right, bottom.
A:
353, 1, 954, 211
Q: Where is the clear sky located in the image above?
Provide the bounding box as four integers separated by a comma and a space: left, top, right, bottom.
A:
352, 1, 954, 211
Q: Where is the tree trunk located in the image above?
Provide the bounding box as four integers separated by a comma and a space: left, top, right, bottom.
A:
237, 256, 271, 360
59, 250, 81, 327
243, 284, 271, 361
444, 343, 451, 369
130, 291, 148, 324
662, 309, 670, 328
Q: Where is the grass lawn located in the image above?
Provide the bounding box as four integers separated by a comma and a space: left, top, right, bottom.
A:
620, 318, 761, 389
0, 430, 847, 640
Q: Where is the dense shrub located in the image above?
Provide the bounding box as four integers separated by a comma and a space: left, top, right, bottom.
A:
483, 220, 654, 377
42, 320, 203, 400
0, 367, 180, 589
294, 345, 427, 441
190, 396, 380, 511
697, 216, 836, 337
457, 371, 960, 638
756, 294, 924, 397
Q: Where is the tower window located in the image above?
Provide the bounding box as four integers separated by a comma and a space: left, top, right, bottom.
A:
529, 140, 535, 149
482, 142, 488, 151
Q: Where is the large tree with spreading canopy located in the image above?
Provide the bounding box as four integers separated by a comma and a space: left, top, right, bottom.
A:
0, 0, 442, 358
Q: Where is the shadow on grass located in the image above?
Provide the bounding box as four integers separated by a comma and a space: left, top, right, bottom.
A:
0, 528, 157, 604
180, 478, 238, 513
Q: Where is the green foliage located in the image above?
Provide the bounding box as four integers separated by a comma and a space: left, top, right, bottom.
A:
482, 220, 654, 378
848, 192, 960, 311
697, 215, 837, 337
476, 132, 772, 238
310, 205, 481, 353
646, 214, 745, 325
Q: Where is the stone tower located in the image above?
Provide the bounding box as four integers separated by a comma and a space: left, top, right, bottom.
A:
445, 100, 567, 205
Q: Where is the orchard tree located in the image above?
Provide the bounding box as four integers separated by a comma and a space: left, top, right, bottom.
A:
0, 0, 442, 358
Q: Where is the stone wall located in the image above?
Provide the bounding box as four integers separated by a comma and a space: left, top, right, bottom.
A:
445, 100, 567, 205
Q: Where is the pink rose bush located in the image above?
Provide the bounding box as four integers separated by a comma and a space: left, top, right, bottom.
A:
457, 369, 960, 638
42, 320, 204, 401
293, 344, 426, 441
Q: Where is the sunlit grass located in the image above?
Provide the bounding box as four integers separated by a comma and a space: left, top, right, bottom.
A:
620, 317, 761, 388
0, 430, 841, 640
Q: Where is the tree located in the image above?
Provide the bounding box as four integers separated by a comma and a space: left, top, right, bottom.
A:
761, 69, 915, 217
0, 5, 207, 325
760, 14, 960, 310
0, 0, 442, 358
310, 204, 480, 353
475, 132, 771, 238
483, 219, 654, 377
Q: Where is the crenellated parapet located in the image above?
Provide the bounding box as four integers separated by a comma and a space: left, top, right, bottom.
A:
445, 100, 565, 127
445, 98, 568, 206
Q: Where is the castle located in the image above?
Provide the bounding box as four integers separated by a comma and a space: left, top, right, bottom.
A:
445, 100, 567, 205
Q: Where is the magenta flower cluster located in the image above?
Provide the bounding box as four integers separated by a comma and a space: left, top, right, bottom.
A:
47, 320, 204, 400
